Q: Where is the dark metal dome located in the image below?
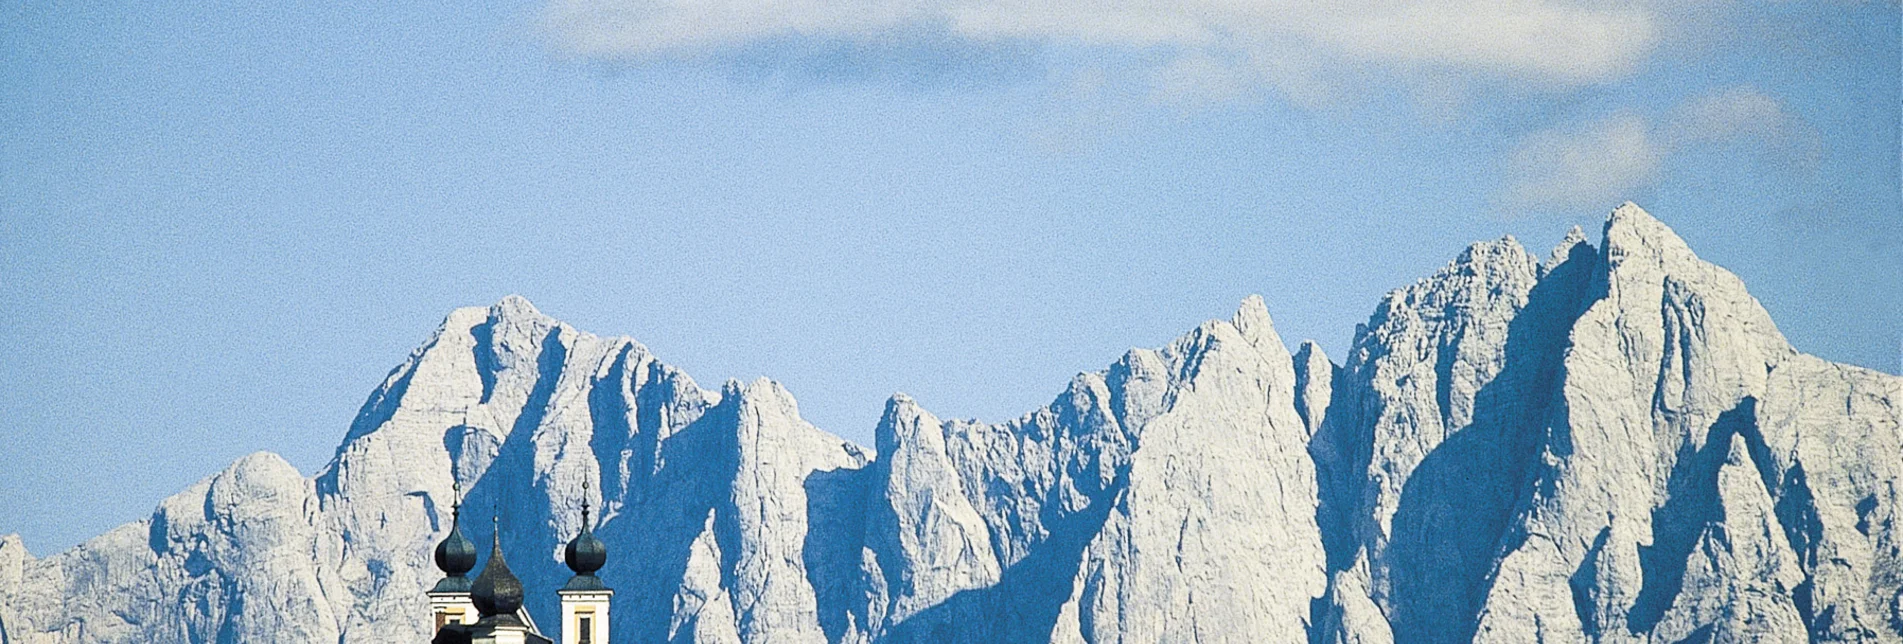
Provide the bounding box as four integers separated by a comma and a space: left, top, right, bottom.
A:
470, 529, 523, 617
433, 508, 477, 577
564, 527, 606, 575
562, 484, 610, 591
430, 485, 478, 594
564, 491, 607, 576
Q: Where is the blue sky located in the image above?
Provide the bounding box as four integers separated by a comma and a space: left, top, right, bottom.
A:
1, 0, 1897, 554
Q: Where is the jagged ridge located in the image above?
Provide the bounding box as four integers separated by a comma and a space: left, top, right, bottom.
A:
1, 204, 1898, 644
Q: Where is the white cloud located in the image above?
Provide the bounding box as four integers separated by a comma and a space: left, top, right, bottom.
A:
541, 0, 1661, 98
1672, 85, 1796, 144
1502, 114, 1663, 211
1499, 85, 1820, 211
1669, 85, 1822, 171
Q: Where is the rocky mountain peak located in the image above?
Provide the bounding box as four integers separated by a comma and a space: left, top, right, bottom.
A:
1543, 224, 1593, 275
2, 203, 1896, 644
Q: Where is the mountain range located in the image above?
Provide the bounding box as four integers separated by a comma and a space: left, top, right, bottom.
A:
2, 203, 1898, 643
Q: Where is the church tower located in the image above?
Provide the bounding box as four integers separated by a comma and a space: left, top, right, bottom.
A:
428, 483, 479, 630
432, 519, 553, 644
426, 483, 603, 644
558, 483, 612, 644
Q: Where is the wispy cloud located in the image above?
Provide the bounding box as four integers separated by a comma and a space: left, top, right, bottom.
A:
540, 0, 1660, 100
1499, 85, 1819, 212
1673, 86, 1795, 144
1668, 85, 1822, 170
538, 2, 1829, 218
1502, 114, 1663, 211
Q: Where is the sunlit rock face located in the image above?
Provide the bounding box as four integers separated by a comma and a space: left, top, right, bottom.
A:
1464, 205, 1903, 644
863, 296, 1326, 643
1311, 204, 1902, 644
2, 204, 1897, 644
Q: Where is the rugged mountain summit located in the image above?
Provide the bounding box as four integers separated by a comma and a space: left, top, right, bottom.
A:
1469, 206, 1902, 643
2, 204, 1897, 643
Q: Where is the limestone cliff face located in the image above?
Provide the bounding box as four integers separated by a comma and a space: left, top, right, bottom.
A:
0, 297, 867, 644
1310, 204, 1901, 644
0, 453, 337, 643
1, 204, 1897, 644
1312, 227, 1597, 644
1467, 205, 1902, 644
858, 297, 1325, 643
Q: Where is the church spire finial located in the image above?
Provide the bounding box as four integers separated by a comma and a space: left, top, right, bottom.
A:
563, 480, 609, 587
431, 480, 477, 589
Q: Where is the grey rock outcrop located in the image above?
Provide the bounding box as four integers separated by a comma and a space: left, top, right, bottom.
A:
1, 203, 1896, 644
1469, 205, 1902, 643
0, 452, 337, 643
858, 296, 1325, 642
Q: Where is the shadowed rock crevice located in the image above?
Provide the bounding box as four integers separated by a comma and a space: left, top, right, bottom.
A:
600, 398, 739, 644
1570, 526, 1613, 631
587, 343, 638, 512
459, 326, 579, 624
342, 353, 422, 448
804, 466, 872, 643
1304, 340, 1362, 581
511, 328, 568, 442
1373, 234, 1601, 644
444, 425, 499, 487
1771, 457, 1824, 632
472, 319, 499, 405
1311, 333, 1377, 578
1628, 398, 1758, 634
884, 468, 1128, 643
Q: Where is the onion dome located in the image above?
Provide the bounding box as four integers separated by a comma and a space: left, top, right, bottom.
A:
430, 484, 478, 593
563, 525, 606, 575
562, 482, 610, 591
470, 520, 524, 618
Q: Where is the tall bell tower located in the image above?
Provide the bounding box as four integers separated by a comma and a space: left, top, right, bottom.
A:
558, 483, 612, 644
